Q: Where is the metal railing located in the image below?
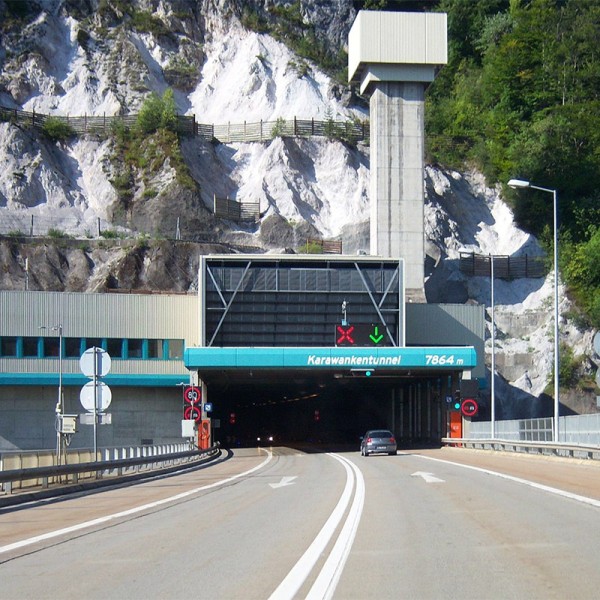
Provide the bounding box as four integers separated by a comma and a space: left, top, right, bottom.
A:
0, 443, 221, 497
441, 437, 600, 460
469, 414, 600, 446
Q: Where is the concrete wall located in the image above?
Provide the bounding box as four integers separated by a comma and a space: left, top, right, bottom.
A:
406, 303, 486, 380
0, 384, 183, 451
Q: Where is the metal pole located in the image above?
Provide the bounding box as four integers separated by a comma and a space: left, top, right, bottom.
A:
93, 346, 98, 459
57, 325, 63, 464
552, 189, 560, 442
508, 180, 560, 442
530, 186, 559, 442
40, 324, 63, 464
490, 255, 495, 439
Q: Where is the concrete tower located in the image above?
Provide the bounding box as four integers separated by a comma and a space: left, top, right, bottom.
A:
348, 11, 447, 301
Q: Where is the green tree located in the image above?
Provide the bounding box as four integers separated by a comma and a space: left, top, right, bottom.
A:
42, 117, 76, 141
136, 88, 177, 135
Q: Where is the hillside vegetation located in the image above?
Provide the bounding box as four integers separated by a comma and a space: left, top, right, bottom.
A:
424, 0, 600, 327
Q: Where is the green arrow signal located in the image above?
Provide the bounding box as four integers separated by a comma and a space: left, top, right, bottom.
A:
369, 326, 384, 344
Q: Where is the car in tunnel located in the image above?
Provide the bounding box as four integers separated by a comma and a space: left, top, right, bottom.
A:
360, 430, 397, 456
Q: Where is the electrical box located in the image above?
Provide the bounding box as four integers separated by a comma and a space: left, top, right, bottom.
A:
61, 414, 78, 434
181, 419, 196, 438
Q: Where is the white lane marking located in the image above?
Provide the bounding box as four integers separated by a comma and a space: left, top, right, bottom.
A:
269, 476, 298, 489
416, 453, 600, 508
0, 450, 273, 556
305, 454, 365, 600
411, 471, 445, 483
268, 453, 358, 600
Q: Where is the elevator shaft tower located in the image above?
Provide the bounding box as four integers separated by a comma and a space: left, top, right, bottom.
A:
348, 11, 447, 301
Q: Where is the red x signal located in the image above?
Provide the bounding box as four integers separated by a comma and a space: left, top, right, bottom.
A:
337, 325, 355, 345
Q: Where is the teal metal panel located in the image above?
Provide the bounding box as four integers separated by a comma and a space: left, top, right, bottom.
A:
185, 346, 476, 370
237, 347, 285, 366
0, 373, 188, 387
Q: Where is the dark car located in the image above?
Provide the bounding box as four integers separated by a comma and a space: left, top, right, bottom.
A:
360, 429, 397, 456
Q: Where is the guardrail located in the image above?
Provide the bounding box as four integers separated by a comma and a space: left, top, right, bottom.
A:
441, 438, 600, 460
0, 444, 221, 497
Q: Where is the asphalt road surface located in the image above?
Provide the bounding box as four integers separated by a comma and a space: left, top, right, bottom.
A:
1, 446, 600, 600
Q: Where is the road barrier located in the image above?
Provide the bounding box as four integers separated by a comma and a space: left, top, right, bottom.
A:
0, 443, 221, 499
441, 437, 600, 460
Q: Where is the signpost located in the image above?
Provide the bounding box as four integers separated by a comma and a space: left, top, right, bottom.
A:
79, 347, 112, 458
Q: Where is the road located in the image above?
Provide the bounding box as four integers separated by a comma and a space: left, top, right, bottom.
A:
1, 446, 600, 599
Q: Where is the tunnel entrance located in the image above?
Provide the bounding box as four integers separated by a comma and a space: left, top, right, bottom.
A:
194, 366, 463, 448
185, 255, 483, 449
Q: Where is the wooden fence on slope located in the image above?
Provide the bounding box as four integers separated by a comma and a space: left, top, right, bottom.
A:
459, 252, 547, 279
0, 106, 369, 144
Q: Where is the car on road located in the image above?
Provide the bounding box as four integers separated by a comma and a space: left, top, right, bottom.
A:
256, 433, 275, 446
360, 429, 397, 456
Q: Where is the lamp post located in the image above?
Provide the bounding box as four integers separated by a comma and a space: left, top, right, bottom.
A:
490, 254, 496, 439
40, 324, 64, 462
507, 179, 559, 442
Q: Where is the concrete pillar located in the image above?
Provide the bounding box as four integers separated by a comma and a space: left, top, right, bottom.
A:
370, 81, 426, 298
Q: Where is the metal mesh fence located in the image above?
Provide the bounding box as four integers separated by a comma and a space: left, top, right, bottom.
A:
470, 414, 600, 445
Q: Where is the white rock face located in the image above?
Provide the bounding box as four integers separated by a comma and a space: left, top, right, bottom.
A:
0, 1, 593, 407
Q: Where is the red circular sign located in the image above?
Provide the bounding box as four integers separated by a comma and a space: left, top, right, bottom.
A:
461, 398, 479, 417
184, 386, 201, 404
184, 405, 201, 422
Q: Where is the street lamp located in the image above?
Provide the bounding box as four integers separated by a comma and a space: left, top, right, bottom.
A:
490, 254, 496, 440
507, 179, 559, 442
40, 324, 64, 462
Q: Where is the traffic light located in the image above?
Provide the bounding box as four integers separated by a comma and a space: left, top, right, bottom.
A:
452, 390, 461, 411
229, 412, 236, 425
183, 386, 201, 422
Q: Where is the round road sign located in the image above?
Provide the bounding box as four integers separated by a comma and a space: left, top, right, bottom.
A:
461, 398, 479, 418
184, 386, 201, 404
80, 347, 112, 378
80, 380, 112, 412
184, 405, 201, 422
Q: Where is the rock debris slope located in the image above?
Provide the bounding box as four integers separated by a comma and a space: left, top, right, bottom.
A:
0, 0, 595, 415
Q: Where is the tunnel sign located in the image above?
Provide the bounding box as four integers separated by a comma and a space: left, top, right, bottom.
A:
335, 324, 388, 347
185, 346, 478, 370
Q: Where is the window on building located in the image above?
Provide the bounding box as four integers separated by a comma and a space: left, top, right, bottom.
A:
147, 339, 162, 359
43, 337, 61, 357
106, 338, 124, 359
64, 337, 82, 358
22, 337, 39, 357
0, 337, 18, 357
85, 338, 103, 351
127, 339, 143, 358
167, 339, 184, 359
